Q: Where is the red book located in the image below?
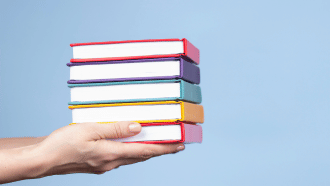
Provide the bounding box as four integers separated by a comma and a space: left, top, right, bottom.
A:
70, 38, 200, 64
112, 122, 202, 144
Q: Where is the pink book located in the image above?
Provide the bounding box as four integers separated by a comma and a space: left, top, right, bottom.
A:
111, 122, 202, 144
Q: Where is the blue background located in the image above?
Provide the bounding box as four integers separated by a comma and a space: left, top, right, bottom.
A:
1, 0, 329, 185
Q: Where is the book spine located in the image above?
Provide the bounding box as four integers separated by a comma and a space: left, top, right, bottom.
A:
181, 102, 204, 124
183, 39, 200, 65
180, 81, 202, 104
180, 59, 200, 84
183, 124, 203, 143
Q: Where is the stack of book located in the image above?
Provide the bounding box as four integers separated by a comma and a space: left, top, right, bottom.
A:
67, 38, 204, 144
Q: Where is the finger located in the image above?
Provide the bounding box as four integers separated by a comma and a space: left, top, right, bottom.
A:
118, 143, 185, 159
89, 121, 142, 139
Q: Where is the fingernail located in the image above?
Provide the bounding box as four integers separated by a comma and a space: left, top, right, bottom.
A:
177, 145, 185, 151
129, 123, 141, 133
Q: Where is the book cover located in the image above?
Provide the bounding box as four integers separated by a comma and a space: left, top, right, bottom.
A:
67, 57, 200, 84
68, 79, 202, 105
112, 122, 203, 144
70, 38, 200, 64
69, 101, 204, 124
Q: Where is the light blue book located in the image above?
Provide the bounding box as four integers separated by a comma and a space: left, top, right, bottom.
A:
68, 79, 202, 105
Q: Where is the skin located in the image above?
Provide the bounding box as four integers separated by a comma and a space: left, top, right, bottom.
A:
0, 122, 184, 184
0, 137, 47, 150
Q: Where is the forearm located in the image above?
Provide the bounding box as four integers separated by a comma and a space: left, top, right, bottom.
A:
0, 144, 53, 184
0, 137, 47, 150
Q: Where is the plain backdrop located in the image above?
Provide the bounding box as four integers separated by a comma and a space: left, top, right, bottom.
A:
0, 0, 329, 185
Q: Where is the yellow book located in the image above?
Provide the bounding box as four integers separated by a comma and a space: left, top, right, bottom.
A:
69, 101, 204, 124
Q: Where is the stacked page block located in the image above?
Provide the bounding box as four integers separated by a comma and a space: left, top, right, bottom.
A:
68, 38, 203, 144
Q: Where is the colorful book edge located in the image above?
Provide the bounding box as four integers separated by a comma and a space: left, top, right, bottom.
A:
68, 101, 204, 124
69, 122, 202, 144
67, 57, 200, 84
70, 38, 200, 64
68, 79, 202, 105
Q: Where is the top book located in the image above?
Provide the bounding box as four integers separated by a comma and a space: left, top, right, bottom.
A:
70, 38, 200, 64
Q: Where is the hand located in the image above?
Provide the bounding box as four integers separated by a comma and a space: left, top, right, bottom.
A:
0, 122, 184, 184
36, 122, 184, 176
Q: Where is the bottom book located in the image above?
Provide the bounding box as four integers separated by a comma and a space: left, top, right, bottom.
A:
112, 122, 202, 144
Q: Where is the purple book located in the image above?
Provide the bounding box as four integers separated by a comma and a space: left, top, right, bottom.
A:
67, 57, 200, 84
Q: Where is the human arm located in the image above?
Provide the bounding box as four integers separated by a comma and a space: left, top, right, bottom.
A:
0, 122, 184, 184
0, 136, 47, 150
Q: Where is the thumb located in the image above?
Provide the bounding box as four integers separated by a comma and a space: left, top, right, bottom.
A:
93, 121, 142, 139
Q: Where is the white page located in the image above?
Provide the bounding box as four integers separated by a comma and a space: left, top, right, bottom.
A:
70, 82, 181, 102
72, 104, 182, 123
70, 60, 181, 80
112, 125, 182, 142
73, 41, 184, 59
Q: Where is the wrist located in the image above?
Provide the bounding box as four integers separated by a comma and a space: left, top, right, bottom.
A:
22, 144, 56, 179
0, 144, 57, 184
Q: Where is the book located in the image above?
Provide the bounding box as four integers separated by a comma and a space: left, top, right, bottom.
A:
112, 122, 202, 144
68, 79, 202, 105
69, 101, 204, 124
67, 57, 200, 84
70, 38, 200, 64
